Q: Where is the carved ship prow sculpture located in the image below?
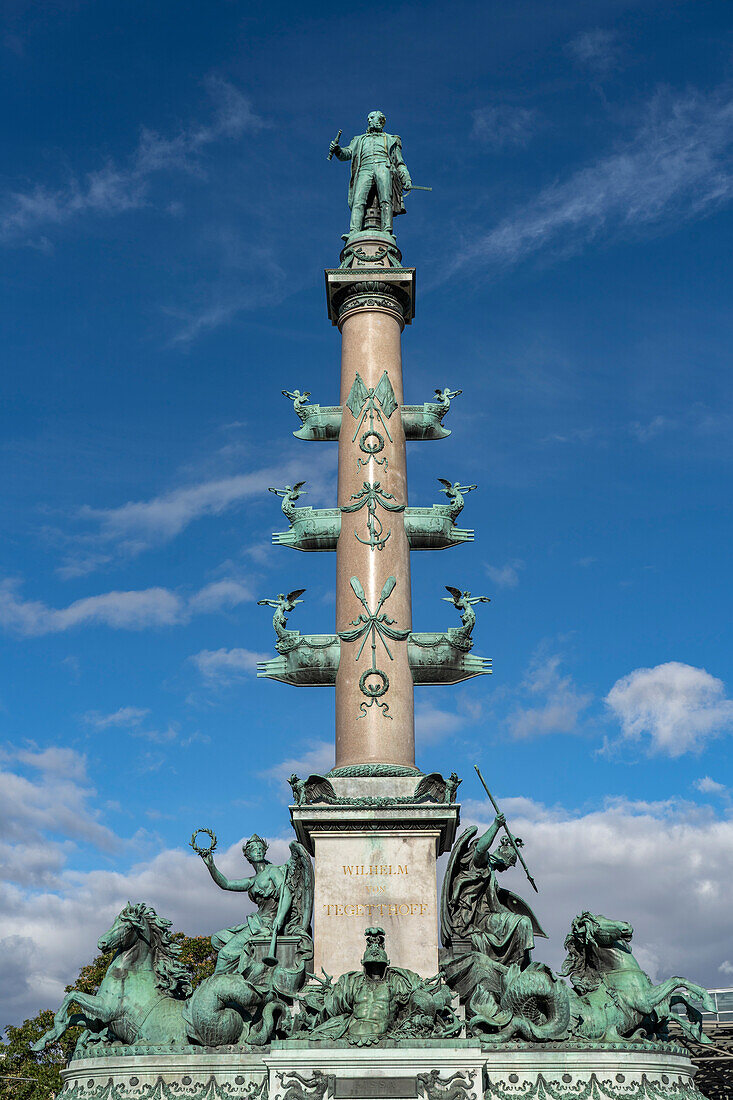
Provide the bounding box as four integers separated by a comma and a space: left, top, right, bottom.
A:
273, 504, 474, 552
286, 391, 458, 442
257, 630, 491, 687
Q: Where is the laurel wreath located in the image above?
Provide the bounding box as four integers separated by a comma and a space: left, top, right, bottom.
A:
189, 827, 217, 857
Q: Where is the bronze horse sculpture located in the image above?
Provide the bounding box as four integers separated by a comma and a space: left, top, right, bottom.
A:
561, 911, 714, 1045
453, 911, 713, 1044
33, 902, 291, 1051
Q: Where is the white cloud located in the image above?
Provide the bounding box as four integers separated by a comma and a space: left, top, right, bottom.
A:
83, 706, 150, 730
471, 105, 538, 148
451, 86, 733, 276
0, 835, 293, 1027
0, 747, 117, 873
695, 776, 727, 795
261, 740, 334, 786
187, 578, 253, 613
507, 651, 592, 739
0, 575, 253, 637
190, 647, 267, 683
63, 451, 336, 570
459, 794, 733, 988
628, 415, 675, 442
605, 661, 733, 756
12, 746, 88, 782
164, 246, 287, 347
0, 77, 265, 246
485, 559, 524, 589
566, 28, 621, 76
0, 581, 185, 635
415, 701, 471, 745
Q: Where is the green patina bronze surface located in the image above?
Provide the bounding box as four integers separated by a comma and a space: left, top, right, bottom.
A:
288, 770, 461, 807
440, 819, 714, 1046
338, 575, 408, 720
292, 928, 458, 1045
282, 387, 461, 442
270, 478, 474, 552
195, 832, 313, 980
257, 633, 490, 688
329, 112, 412, 240
32, 901, 302, 1052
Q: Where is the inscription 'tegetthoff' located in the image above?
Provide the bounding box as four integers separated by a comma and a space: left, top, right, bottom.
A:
323, 902, 429, 917
342, 865, 408, 875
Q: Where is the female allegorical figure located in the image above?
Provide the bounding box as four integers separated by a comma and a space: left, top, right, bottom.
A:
197, 833, 313, 977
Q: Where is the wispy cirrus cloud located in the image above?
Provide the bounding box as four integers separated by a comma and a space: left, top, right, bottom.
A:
0, 76, 265, 246
83, 706, 150, 731
59, 452, 336, 575
471, 104, 538, 148
261, 740, 335, 787
0, 575, 251, 637
566, 28, 622, 77
450, 86, 733, 277
190, 647, 267, 683
507, 650, 592, 739
485, 559, 525, 589
163, 244, 287, 347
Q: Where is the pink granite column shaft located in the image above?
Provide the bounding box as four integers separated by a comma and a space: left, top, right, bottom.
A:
334, 302, 415, 769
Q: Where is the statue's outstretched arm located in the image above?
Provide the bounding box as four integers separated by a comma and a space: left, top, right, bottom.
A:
333, 138, 354, 161
203, 854, 254, 893
473, 815, 503, 866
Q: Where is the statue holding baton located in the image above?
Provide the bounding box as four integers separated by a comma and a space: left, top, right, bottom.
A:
328, 110, 430, 239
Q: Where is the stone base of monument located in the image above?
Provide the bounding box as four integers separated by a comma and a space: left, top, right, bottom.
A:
480, 1045, 702, 1100
58, 1049, 268, 1100
57, 1042, 703, 1100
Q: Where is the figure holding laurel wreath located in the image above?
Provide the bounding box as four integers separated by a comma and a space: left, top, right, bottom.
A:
191, 830, 314, 978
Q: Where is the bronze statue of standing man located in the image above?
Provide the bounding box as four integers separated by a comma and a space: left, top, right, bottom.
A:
330, 111, 412, 238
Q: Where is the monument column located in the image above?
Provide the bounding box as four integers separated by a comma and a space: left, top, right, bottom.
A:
335, 276, 414, 769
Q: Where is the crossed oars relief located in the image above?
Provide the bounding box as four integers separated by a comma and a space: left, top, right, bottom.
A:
338, 575, 409, 719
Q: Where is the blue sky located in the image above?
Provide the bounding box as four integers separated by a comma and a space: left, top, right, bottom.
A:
1, 0, 733, 1026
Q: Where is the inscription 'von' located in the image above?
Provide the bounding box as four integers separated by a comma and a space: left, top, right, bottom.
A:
342, 864, 408, 875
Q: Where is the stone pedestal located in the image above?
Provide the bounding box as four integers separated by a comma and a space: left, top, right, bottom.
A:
59, 1050, 268, 1100
291, 775, 458, 979
481, 1045, 703, 1100
56, 1043, 704, 1100
267, 1042, 485, 1100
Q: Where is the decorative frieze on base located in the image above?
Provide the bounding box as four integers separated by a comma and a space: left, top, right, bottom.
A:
59, 1053, 268, 1100
56, 1040, 702, 1100
481, 1048, 702, 1100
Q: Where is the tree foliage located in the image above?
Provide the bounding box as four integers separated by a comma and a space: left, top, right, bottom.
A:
0, 934, 214, 1100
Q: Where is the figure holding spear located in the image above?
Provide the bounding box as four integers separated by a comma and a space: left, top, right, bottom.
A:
440, 773, 546, 971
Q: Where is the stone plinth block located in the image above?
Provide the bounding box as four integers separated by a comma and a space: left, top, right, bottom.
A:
292, 801, 458, 981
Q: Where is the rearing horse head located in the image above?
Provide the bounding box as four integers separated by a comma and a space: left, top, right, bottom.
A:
97, 902, 192, 999
561, 911, 634, 993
